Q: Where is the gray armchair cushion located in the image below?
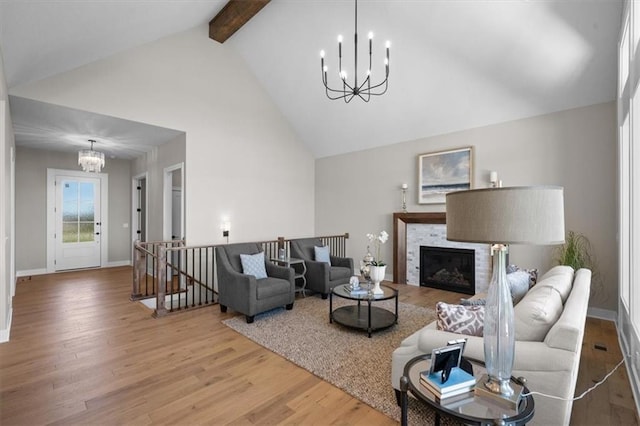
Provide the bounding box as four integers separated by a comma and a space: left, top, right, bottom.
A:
330, 266, 351, 281
257, 277, 292, 299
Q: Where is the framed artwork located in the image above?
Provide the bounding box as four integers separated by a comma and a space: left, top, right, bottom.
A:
418, 147, 473, 204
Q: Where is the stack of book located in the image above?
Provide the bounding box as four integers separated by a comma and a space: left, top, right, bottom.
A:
344, 286, 368, 296
420, 367, 476, 400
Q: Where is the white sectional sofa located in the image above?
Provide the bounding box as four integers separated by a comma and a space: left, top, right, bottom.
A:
391, 266, 592, 426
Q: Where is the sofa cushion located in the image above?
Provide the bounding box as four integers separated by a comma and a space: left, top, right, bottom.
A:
314, 245, 331, 265
532, 266, 574, 303
514, 285, 564, 341
536, 275, 573, 303
436, 302, 484, 337
539, 265, 574, 282
240, 252, 267, 279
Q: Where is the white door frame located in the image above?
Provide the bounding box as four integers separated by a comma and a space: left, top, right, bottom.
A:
163, 163, 184, 242
132, 172, 148, 244
46, 168, 109, 273
9, 145, 15, 297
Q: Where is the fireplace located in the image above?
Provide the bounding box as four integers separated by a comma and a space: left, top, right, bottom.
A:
420, 246, 475, 295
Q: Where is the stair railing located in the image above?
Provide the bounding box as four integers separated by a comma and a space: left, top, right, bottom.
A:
132, 233, 350, 317
132, 240, 217, 316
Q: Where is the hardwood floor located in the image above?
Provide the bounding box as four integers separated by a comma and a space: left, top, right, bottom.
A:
0, 267, 637, 425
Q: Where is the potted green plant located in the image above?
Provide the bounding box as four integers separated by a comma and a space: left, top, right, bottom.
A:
554, 231, 595, 270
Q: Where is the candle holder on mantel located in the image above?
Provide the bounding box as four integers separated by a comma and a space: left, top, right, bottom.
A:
401, 183, 408, 212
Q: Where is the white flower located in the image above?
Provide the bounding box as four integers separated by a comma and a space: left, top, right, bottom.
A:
378, 231, 389, 244
366, 230, 388, 266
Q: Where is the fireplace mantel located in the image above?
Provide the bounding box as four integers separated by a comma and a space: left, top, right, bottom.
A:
393, 212, 446, 284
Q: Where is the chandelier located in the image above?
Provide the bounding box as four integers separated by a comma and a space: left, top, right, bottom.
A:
320, 0, 390, 103
78, 139, 105, 173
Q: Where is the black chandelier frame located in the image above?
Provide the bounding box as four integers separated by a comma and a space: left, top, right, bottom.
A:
320, 0, 390, 103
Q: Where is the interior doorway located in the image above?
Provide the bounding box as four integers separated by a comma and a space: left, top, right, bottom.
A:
163, 163, 184, 242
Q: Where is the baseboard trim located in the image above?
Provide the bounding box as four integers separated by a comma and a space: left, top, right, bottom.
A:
17, 262, 131, 277
105, 261, 132, 268
587, 307, 617, 322
0, 307, 13, 343
16, 268, 47, 277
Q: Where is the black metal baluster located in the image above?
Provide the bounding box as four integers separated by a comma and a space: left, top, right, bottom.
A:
198, 248, 202, 306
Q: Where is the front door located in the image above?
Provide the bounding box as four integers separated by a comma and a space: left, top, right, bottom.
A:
54, 176, 101, 270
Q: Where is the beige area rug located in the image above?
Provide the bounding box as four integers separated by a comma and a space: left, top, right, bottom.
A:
223, 295, 453, 424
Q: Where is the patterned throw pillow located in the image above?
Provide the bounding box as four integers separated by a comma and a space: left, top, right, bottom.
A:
240, 252, 267, 279
436, 302, 484, 337
506, 264, 538, 288
314, 245, 331, 265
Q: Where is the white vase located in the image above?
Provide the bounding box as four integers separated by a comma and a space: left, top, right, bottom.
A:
369, 265, 386, 295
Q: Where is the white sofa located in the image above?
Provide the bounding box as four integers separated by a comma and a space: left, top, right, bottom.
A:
391, 266, 592, 426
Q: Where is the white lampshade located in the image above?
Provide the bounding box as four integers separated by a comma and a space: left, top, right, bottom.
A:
446, 186, 565, 245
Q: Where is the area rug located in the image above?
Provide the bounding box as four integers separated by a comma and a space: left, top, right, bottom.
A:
222, 296, 450, 424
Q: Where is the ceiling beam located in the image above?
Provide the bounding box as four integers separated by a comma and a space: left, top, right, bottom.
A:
209, 0, 271, 43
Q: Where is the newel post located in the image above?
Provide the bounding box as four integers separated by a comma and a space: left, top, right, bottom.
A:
131, 240, 144, 300
154, 245, 168, 317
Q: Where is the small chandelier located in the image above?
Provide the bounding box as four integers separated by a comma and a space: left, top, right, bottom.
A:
320, 0, 390, 103
78, 139, 105, 173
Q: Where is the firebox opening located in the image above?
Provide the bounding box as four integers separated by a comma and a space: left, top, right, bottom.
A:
420, 246, 475, 295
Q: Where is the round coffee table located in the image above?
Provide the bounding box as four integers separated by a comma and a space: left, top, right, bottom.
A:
399, 353, 535, 425
329, 283, 398, 337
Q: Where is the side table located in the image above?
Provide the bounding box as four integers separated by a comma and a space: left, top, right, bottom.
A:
271, 257, 307, 297
400, 353, 534, 426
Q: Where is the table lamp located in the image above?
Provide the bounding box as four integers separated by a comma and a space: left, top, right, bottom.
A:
446, 186, 565, 405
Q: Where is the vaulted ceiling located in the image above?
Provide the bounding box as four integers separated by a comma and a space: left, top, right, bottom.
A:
0, 0, 623, 159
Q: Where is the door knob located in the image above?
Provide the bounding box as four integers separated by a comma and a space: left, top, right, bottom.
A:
95, 232, 100, 235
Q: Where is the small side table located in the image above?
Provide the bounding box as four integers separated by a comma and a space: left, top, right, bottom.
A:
271, 257, 307, 297
400, 354, 534, 426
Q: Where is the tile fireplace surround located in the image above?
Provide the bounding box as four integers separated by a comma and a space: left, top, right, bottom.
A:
392, 212, 491, 295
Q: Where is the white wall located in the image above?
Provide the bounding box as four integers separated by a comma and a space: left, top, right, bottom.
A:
316, 101, 617, 312
0, 46, 16, 342
10, 24, 315, 247
14, 147, 132, 271
131, 133, 185, 243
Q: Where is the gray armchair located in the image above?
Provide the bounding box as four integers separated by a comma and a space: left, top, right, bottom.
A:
216, 242, 295, 323
289, 238, 353, 299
